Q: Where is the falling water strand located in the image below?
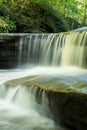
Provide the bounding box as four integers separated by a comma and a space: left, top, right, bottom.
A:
18, 36, 24, 65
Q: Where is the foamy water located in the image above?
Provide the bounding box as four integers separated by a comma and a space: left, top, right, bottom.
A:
0, 66, 78, 130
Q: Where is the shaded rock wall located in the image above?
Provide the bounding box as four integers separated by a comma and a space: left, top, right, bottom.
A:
0, 34, 20, 68
47, 91, 87, 130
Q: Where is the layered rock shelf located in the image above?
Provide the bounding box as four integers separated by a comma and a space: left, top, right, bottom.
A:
5, 75, 87, 130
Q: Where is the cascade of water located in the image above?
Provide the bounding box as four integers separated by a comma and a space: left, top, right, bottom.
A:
0, 79, 52, 116
61, 31, 87, 68
18, 30, 87, 68
41, 33, 66, 66
0, 80, 63, 130
18, 33, 66, 66
1, 30, 87, 68
1, 30, 87, 130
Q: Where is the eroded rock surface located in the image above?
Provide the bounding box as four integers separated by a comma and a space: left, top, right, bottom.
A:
5, 74, 87, 130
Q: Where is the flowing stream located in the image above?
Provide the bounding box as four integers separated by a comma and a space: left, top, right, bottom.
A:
0, 29, 87, 130
0, 67, 75, 130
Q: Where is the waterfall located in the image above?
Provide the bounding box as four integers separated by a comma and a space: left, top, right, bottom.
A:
0, 75, 69, 130
0, 29, 87, 130
18, 30, 87, 68
18, 33, 66, 66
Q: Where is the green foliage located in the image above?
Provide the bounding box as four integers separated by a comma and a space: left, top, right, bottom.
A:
0, 0, 2, 5
0, 16, 16, 33
0, 0, 70, 32
0, 0, 86, 33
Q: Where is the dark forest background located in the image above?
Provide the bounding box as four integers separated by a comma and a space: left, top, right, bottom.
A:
0, 0, 87, 33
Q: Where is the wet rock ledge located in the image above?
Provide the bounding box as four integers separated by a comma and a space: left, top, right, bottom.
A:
5, 75, 87, 130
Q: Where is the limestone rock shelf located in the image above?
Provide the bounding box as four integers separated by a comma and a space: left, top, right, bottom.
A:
5, 75, 87, 130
